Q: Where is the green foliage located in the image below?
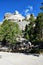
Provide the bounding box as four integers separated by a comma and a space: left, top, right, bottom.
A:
24, 14, 35, 42
34, 13, 43, 41
0, 25, 4, 41
40, 2, 43, 11
24, 4, 43, 43
0, 20, 22, 44
33, 3, 43, 42
40, 6, 43, 11
25, 14, 35, 22
24, 25, 29, 40
29, 14, 35, 23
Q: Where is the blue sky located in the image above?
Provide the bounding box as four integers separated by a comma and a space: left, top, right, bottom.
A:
0, 0, 43, 21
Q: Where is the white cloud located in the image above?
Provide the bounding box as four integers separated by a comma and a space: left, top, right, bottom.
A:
25, 9, 29, 15
25, 9, 29, 13
23, 5, 33, 16
28, 6, 33, 11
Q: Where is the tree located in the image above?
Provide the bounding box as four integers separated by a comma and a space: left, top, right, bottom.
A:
0, 24, 3, 41
34, 13, 43, 41
40, 2, 43, 11
24, 25, 29, 40
0, 20, 22, 44
29, 14, 35, 23
24, 14, 35, 42
34, 2, 43, 41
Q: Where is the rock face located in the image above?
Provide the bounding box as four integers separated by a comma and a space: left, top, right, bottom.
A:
4, 11, 30, 30
0, 38, 32, 52
25, 14, 30, 21
12, 39, 32, 52
4, 11, 25, 22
